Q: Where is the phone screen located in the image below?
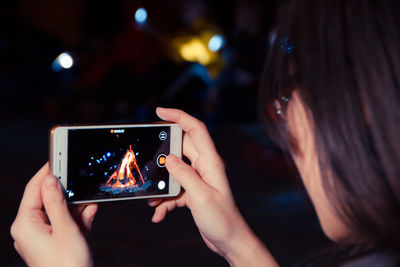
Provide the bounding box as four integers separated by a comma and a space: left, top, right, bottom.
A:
66, 126, 171, 202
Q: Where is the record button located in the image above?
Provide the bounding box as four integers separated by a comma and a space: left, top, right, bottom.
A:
157, 154, 167, 167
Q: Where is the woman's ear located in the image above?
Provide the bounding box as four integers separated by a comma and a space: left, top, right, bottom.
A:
286, 91, 311, 157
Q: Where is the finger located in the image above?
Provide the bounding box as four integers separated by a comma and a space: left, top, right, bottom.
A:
80, 204, 98, 234
151, 200, 177, 223
41, 175, 77, 232
70, 205, 86, 221
14, 241, 25, 261
156, 108, 218, 156
14, 241, 21, 254
165, 154, 212, 197
148, 199, 163, 207
182, 133, 198, 164
18, 163, 49, 214
157, 108, 227, 190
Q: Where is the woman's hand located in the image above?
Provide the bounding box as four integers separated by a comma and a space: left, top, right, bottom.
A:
10, 163, 98, 267
150, 108, 278, 266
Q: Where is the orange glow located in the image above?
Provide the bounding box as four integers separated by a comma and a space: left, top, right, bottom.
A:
104, 145, 145, 188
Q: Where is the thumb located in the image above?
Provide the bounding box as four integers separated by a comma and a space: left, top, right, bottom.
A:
166, 155, 211, 198
41, 175, 76, 232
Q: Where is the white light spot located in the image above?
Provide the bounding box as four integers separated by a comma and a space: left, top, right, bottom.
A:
58, 53, 73, 69
208, 35, 225, 52
135, 8, 147, 24
158, 180, 166, 190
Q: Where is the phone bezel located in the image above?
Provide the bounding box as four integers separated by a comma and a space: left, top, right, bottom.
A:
50, 123, 182, 204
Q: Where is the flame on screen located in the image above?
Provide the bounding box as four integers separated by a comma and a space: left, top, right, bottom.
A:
103, 145, 145, 189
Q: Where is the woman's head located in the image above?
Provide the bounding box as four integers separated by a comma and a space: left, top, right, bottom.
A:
260, 0, 400, 247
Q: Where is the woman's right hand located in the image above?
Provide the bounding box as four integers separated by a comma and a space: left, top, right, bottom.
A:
150, 108, 278, 266
10, 163, 98, 267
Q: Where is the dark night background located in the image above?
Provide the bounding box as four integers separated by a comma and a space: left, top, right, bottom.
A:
68, 126, 170, 201
1, 0, 332, 266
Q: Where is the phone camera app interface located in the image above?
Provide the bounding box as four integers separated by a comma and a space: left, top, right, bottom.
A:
67, 127, 170, 201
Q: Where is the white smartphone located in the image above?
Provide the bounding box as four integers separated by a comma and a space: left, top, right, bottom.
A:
50, 123, 182, 204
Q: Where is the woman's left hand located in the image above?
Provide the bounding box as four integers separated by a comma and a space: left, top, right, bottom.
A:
10, 163, 98, 267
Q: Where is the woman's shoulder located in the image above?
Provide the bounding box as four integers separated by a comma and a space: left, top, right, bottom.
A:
293, 246, 399, 267
340, 248, 399, 267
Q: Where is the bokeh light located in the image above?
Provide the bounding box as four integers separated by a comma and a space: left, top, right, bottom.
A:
135, 8, 147, 24
59, 53, 74, 69
208, 34, 225, 52
179, 38, 211, 65
52, 52, 73, 72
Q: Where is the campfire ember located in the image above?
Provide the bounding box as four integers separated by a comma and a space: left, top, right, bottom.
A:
103, 145, 145, 189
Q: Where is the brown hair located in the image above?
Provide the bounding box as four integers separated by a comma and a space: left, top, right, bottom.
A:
259, 0, 400, 258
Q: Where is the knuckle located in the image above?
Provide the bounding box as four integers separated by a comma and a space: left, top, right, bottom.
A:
167, 201, 176, 212
23, 182, 33, 196
169, 158, 181, 169
49, 193, 66, 207
175, 164, 190, 177
197, 121, 207, 132
55, 197, 66, 206
217, 160, 227, 173
214, 155, 225, 168
10, 221, 20, 240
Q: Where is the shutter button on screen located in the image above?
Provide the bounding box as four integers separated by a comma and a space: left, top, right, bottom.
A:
157, 154, 167, 167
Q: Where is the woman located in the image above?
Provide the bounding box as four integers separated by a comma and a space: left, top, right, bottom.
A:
10, 0, 400, 265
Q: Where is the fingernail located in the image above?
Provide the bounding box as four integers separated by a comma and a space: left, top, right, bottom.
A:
45, 175, 58, 189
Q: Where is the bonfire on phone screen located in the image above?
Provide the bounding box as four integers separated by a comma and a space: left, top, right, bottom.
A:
66, 127, 171, 201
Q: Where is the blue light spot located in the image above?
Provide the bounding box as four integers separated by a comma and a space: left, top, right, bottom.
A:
88, 162, 92, 166
66, 190, 74, 198
279, 38, 294, 54
91, 157, 94, 160
51, 61, 62, 72
106, 152, 111, 157
136, 152, 139, 156
135, 8, 147, 24
96, 159, 100, 164
208, 35, 225, 52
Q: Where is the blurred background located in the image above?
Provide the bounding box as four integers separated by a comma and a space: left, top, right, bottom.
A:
1, 0, 332, 266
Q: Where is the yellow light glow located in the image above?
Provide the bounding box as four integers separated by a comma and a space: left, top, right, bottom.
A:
179, 38, 211, 65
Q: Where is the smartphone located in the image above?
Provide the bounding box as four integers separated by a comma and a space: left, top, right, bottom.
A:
50, 123, 182, 204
